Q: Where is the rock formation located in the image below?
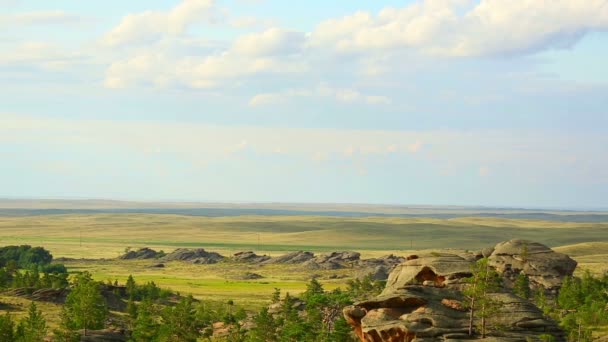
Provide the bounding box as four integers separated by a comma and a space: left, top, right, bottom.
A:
232, 251, 271, 263
263, 251, 315, 264
344, 240, 573, 341
118, 247, 160, 260
488, 239, 577, 293
160, 248, 225, 264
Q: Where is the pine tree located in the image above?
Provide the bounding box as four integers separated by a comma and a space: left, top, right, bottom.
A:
463, 257, 501, 337
131, 299, 159, 342
16, 302, 47, 342
159, 295, 202, 342
0, 313, 15, 341
61, 272, 108, 336
513, 272, 531, 299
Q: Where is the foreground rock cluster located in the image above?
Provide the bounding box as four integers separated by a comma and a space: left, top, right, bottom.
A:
343, 239, 576, 342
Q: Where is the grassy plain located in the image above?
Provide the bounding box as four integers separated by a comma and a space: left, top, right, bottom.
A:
0, 213, 606, 314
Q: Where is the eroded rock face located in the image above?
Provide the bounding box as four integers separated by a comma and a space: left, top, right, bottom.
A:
118, 247, 160, 260
160, 248, 225, 264
344, 241, 573, 342
382, 253, 474, 293
263, 251, 315, 264
488, 239, 577, 292
232, 251, 271, 263
345, 286, 566, 341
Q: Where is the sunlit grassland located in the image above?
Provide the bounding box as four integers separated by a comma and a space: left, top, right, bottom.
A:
0, 213, 606, 312
63, 259, 354, 308
1, 214, 606, 259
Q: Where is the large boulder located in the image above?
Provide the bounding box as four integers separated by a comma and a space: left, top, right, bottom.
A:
263, 251, 315, 264
344, 241, 571, 342
161, 248, 225, 264
344, 286, 565, 341
118, 247, 160, 260
304, 251, 361, 270
382, 253, 474, 293
232, 251, 271, 263
488, 239, 577, 292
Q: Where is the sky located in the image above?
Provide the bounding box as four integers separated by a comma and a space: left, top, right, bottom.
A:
1, 0, 607, 208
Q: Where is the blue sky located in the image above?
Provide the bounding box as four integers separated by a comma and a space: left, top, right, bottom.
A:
1, 0, 607, 208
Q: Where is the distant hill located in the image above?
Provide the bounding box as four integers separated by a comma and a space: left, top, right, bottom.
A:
0, 198, 607, 223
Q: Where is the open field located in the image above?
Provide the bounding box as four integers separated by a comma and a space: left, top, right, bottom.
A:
0, 213, 606, 310
1, 214, 607, 259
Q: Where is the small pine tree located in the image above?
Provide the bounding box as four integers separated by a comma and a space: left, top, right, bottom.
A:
0, 313, 15, 341
131, 299, 159, 342
513, 272, 531, 299
61, 272, 108, 336
16, 302, 47, 342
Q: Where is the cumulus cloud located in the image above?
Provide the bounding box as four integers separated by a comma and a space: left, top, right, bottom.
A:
310, 0, 608, 57
232, 28, 306, 56
102, 0, 220, 46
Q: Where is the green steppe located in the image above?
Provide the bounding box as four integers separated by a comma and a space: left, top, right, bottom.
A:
0, 213, 606, 325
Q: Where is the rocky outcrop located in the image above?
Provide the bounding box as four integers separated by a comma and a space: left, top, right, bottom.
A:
118, 247, 160, 260
263, 251, 315, 264
160, 248, 225, 264
344, 286, 565, 341
359, 255, 406, 269
304, 251, 361, 270
6, 287, 68, 303
382, 253, 474, 292
232, 251, 271, 263
488, 239, 577, 293
344, 241, 573, 342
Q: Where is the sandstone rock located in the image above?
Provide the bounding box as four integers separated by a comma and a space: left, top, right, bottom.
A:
161, 248, 225, 264
263, 251, 315, 264
344, 286, 566, 342
118, 247, 159, 260
488, 239, 577, 292
316, 251, 361, 264
382, 253, 473, 294
344, 241, 571, 342
232, 251, 271, 263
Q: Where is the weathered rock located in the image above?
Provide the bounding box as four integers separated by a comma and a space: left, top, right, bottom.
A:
232, 251, 271, 263
488, 239, 577, 292
303, 259, 344, 270
382, 253, 474, 293
161, 248, 225, 264
359, 255, 406, 268
263, 251, 315, 264
344, 241, 571, 342
316, 251, 361, 264
344, 286, 566, 342
118, 247, 160, 260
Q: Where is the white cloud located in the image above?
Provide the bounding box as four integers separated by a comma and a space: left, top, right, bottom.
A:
232, 28, 306, 56
249, 84, 391, 106
102, 0, 220, 46
311, 0, 608, 57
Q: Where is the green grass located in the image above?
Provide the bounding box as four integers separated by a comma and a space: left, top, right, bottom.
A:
1, 213, 607, 310
1, 214, 606, 259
